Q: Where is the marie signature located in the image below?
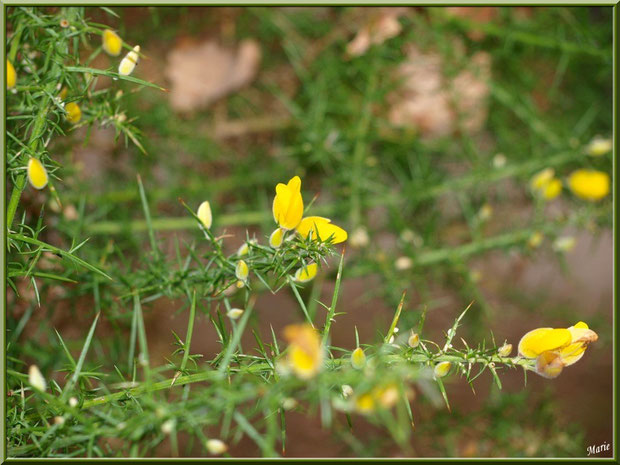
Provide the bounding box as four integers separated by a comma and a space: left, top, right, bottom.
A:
587, 441, 611, 456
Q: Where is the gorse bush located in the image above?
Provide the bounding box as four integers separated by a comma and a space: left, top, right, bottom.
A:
6, 6, 612, 458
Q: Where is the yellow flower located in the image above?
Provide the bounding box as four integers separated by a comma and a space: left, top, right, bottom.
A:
354, 383, 400, 414
119, 45, 140, 76
585, 136, 612, 157
235, 260, 249, 282
269, 228, 284, 248
530, 168, 561, 200
197, 201, 212, 229
294, 263, 317, 283
530, 168, 554, 190
296, 216, 348, 244
518, 322, 598, 378
65, 102, 82, 124
283, 324, 323, 379
354, 393, 375, 414
273, 176, 304, 230
542, 178, 562, 200
27, 157, 49, 190
568, 169, 610, 201
7, 59, 16, 88
28, 365, 46, 392
350, 347, 366, 370
102, 29, 123, 56
272, 176, 348, 243
433, 361, 451, 378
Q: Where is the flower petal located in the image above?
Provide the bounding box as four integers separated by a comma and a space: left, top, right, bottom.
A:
517, 327, 572, 359
297, 216, 348, 244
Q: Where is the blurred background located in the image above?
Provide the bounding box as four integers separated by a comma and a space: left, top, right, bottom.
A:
9, 6, 612, 458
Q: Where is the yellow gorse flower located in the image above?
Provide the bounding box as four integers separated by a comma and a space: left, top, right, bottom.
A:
297, 216, 347, 244
568, 169, 610, 201
65, 102, 82, 124
530, 168, 562, 200
119, 45, 140, 76
273, 176, 304, 230
354, 382, 400, 414
7, 59, 16, 88
272, 176, 347, 243
27, 157, 49, 190
518, 321, 598, 378
283, 323, 323, 379
102, 29, 123, 56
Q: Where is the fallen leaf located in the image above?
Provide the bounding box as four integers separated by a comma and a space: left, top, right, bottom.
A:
388, 43, 491, 139
165, 39, 261, 112
346, 8, 409, 57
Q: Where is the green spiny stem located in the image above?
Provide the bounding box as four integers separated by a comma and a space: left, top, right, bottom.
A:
6, 99, 52, 231
77, 353, 531, 411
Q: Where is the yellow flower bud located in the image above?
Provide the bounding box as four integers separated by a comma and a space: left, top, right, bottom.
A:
69, 397, 79, 408
235, 260, 249, 282
161, 419, 175, 434
269, 228, 284, 248
341, 384, 353, 398
227, 308, 244, 320
197, 201, 212, 229
395, 256, 413, 271
27, 157, 49, 190
53, 416, 65, 426
349, 227, 369, 248
528, 231, 544, 248
7, 59, 16, 89
350, 347, 366, 370
552, 236, 576, 253
408, 332, 420, 348
28, 365, 46, 392
294, 263, 317, 283
433, 361, 451, 378
585, 136, 612, 157
65, 102, 82, 124
118, 45, 140, 76
498, 343, 512, 357
102, 29, 123, 56
478, 203, 493, 221
206, 438, 227, 455
237, 242, 249, 256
